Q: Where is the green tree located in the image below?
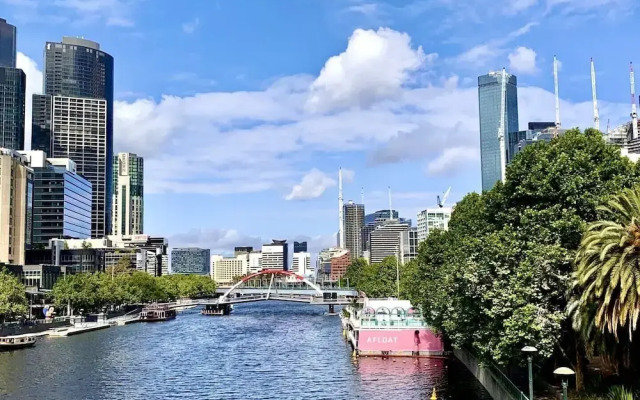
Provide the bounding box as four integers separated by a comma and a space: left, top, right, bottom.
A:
0, 269, 27, 322
51, 273, 103, 314
343, 258, 368, 287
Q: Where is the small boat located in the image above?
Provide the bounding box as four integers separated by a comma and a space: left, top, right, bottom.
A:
140, 304, 176, 322
0, 335, 36, 350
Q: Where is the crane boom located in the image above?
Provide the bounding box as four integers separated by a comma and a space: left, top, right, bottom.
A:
338, 168, 344, 249
437, 186, 451, 208
631, 62, 638, 140
554, 56, 561, 137
497, 68, 507, 183
591, 58, 599, 131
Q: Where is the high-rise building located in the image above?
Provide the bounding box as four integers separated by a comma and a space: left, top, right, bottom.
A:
0, 18, 16, 68
171, 248, 211, 275
111, 153, 143, 236
211, 254, 248, 285
369, 221, 410, 264
417, 208, 452, 242
403, 227, 419, 263
293, 241, 307, 253
234, 246, 253, 256
261, 240, 288, 271
248, 251, 262, 273
330, 249, 350, 281
507, 123, 563, 164
33, 37, 114, 238
343, 201, 364, 260
292, 252, 312, 276
19, 151, 92, 246
0, 148, 32, 265
362, 209, 411, 256
0, 67, 25, 150
478, 71, 519, 191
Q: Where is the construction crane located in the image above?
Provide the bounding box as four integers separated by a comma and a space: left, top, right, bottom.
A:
437, 187, 451, 208
554, 55, 561, 138
631, 62, 638, 140
497, 68, 507, 183
338, 168, 344, 249
591, 58, 600, 131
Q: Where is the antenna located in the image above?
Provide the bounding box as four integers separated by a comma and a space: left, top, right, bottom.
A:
591, 58, 600, 131
338, 168, 345, 249
388, 186, 394, 221
631, 62, 638, 140
554, 55, 561, 137
497, 68, 507, 183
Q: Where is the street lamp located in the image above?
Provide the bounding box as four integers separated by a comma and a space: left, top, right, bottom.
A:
521, 346, 538, 400
553, 367, 575, 400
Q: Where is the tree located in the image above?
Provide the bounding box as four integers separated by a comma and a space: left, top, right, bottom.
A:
106, 255, 133, 278
0, 269, 27, 322
51, 273, 103, 314
343, 258, 368, 288
81, 240, 92, 249
574, 186, 640, 339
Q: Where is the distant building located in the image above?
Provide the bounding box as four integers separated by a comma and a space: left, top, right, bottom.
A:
343, 201, 364, 260
234, 246, 253, 256
369, 222, 410, 264
507, 123, 565, 164
0, 148, 32, 265
0, 18, 17, 68
361, 209, 411, 255
365, 209, 398, 225
293, 241, 307, 253
26, 241, 106, 274
404, 227, 419, 263
478, 71, 519, 191
292, 252, 312, 277
109, 234, 168, 276
211, 254, 248, 285
416, 208, 452, 242
261, 240, 288, 271
0, 66, 25, 150
5, 264, 71, 293
317, 247, 349, 282
330, 249, 350, 281
248, 251, 262, 273
171, 248, 210, 275
112, 153, 144, 236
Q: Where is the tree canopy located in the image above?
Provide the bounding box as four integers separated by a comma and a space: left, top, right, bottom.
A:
0, 269, 28, 322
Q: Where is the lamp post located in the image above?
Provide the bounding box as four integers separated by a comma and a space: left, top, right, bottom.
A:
553, 367, 575, 400
521, 346, 537, 400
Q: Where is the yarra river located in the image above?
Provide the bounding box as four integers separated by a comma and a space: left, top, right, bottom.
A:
0, 302, 491, 399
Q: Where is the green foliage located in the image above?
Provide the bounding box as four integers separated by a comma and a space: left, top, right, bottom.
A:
0, 269, 28, 321
607, 386, 635, 400
345, 256, 414, 299
408, 129, 640, 369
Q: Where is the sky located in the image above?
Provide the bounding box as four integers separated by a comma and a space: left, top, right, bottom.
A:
2, 0, 638, 256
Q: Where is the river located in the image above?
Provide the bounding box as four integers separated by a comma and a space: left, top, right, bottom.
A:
0, 302, 492, 399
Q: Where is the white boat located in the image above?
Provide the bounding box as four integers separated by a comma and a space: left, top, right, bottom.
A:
0, 334, 36, 350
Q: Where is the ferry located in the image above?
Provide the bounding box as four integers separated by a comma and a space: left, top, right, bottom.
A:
341, 297, 445, 357
140, 304, 177, 322
0, 335, 36, 350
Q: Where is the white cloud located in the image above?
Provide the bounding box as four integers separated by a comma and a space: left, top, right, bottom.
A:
285, 169, 337, 201
347, 3, 379, 16
306, 27, 426, 112
426, 147, 480, 176
52, 0, 136, 26
169, 228, 262, 255
509, 47, 537, 75
16, 52, 43, 150
182, 18, 200, 34
507, 0, 538, 13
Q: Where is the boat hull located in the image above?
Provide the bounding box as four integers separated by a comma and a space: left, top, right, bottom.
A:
355, 328, 445, 357
140, 316, 176, 322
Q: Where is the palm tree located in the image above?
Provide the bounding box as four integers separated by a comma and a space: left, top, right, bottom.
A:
574, 186, 640, 339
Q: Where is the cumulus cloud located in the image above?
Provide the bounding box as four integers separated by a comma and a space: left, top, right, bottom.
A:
285, 169, 337, 201
306, 27, 426, 112
509, 47, 537, 75
426, 147, 480, 176
170, 228, 262, 255
16, 52, 43, 150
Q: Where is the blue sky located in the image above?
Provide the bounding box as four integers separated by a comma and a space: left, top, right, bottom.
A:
3, 0, 638, 255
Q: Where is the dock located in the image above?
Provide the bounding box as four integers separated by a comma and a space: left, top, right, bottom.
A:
49, 324, 111, 337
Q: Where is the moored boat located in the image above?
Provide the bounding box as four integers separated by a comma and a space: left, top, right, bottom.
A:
341, 297, 445, 357
140, 304, 176, 322
0, 335, 36, 350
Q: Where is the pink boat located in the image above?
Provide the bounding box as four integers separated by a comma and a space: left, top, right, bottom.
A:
341, 298, 445, 357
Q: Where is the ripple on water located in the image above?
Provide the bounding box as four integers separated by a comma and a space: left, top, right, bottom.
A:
0, 302, 492, 400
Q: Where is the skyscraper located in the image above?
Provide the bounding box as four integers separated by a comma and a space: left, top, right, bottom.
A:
171, 248, 211, 275
416, 207, 452, 242
293, 241, 307, 253
0, 148, 32, 265
261, 240, 289, 271
33, 37, 114, 237
112, 153, 144, 236
369, 221, 410, 264
0, 18, 16, 68
478, 71, 519, 191
343, 201, 364, 260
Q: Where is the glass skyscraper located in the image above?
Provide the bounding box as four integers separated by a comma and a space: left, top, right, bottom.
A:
32, 37, 114, 237
0, 67, 25, 150
343, 201, 364, 260
112, 153, 144, 236
0, 18, 16, 68
478, 71, 519, 191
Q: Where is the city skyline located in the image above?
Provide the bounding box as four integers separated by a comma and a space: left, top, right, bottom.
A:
2, 1, 639, 255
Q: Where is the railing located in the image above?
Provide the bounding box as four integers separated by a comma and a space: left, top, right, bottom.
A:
484, 360, 529, 400
359, 318, 429, 328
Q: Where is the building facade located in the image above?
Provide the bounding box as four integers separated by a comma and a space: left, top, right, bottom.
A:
292, 252, 312, 277
416, 207, 452, 242
6, 264, 71, 292
261, 240, 288, 271
369, 222, 410, 264
0, 67, 25, 150
0, 18, 16, 68
0, 149, 32, 265
211, 254, 248, 285
248, 251, 262, 273
112, 153, 143, 236
343, 201, 364, 260
171, 248, 210, 275
33, 37, 114, 238
293, 241, 307, 253
478, 71, 519, 192
330, 249, 350, 281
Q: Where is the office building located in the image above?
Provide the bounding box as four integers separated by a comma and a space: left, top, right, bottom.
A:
292, 252, 312, 277
248, 251, 262, 273
362, 209, 411, 255
478, 71, 519, 191
261, 240, 288, 271
20, 151, 92, 246
417, 207, 452, 242
108, 235, 168, 276
171, 248, 210, 275
0, 148, 32, 265
234, 246, 253, 256
365, 209, 398, 225
211, 254, 248, 285
0, 18, 16, 68
293, 241, 307, 253
317, 247, 347, 282
403, 227, 419, 263
26, 240, 107, 273
330, 249, 350, 281
6, 264, 71, 293
0, 67, 25, 150
112, 153, 143, 236
507, 122, 562, 163
343, 201, 364, 260
33, 37, 114, 238
369, 221, 411, 264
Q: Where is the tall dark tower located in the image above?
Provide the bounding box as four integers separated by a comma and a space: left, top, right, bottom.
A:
33, 37, 114, 238
0, 18, 16, 68
0, 18, 25, 150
